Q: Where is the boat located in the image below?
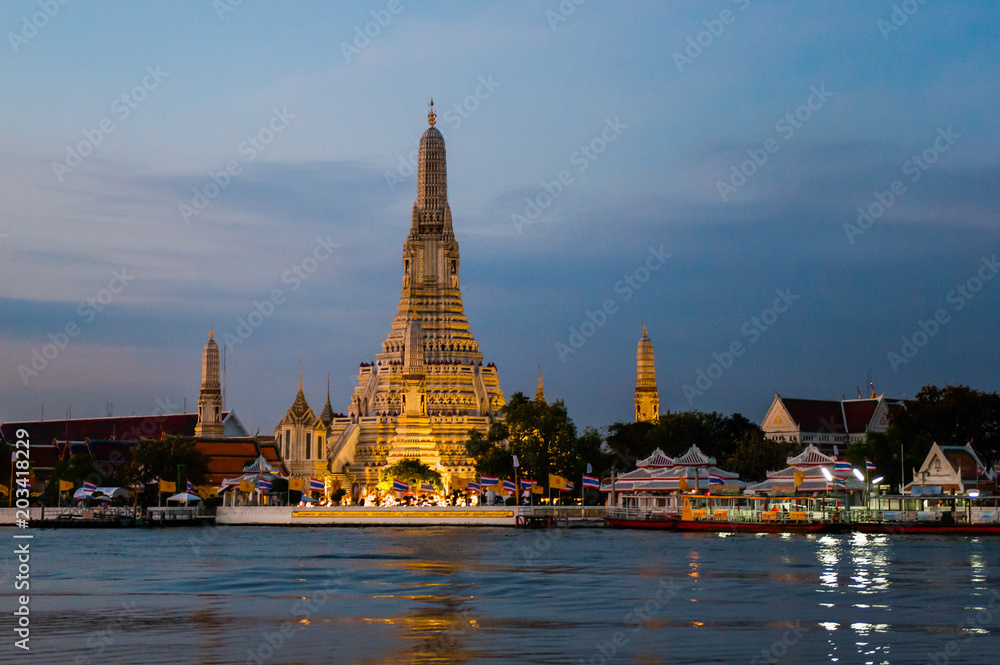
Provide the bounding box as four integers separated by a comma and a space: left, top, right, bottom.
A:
850, 493, 1000, 535
606, 494, 849, 534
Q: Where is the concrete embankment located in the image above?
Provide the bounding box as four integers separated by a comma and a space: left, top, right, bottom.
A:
216, 505, 519, 526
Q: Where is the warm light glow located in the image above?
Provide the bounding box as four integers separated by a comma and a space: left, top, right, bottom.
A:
852, 468, 865, 482
820, 467, 833, 482
871, 476, 884, 485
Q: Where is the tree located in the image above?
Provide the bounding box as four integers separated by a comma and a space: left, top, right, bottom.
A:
605, 410, 781, 481
844, 385, 1000, 490
125, 437, 210, 503
464, 392, 610, 492
378, 458, 443, 494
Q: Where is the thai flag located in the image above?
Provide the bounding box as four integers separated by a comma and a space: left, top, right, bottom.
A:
309, 477, 325, 492
186, 480, 197, 494
520, 479, 536, 489
480, 475, 499, 487
561, 481, 575, 492
834, 461, 852, 477
708, 473, 725, 486
420, 482, 435, 493
977, 463, 986, 476
467, 481, 481, 493
502, 479, 516, 492
582, 474, 600, 489
82, 480, 97, 496
828, 477, 847, 490
258, 476, 272, 491
392, 479, 410, 493
866, 460, 876, 471
995, 461, 1000, 476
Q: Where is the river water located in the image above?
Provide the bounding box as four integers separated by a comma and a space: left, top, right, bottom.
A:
5, 526, 999, 664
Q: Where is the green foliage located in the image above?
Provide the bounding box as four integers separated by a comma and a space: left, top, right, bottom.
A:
605, 410, 788, 482
843, 385, 1000, 490
464, 391, 610, 490
378, 458, 443, 493
125, 437, 210, 488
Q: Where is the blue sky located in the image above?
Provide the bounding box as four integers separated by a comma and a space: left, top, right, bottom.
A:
1, 1, 998, 433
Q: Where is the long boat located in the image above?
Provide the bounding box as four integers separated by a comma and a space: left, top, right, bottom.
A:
850, 494, 1000, 535
605, 495, 849, 534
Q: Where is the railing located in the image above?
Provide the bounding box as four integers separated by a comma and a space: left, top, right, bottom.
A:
39, 505, 142, 520
147, 506, 211, 521
521, 506, 607, 520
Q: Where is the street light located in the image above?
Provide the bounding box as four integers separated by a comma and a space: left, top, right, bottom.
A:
820, 467, 833, 482
871, 476, 884, 486
852, 468, 865, 482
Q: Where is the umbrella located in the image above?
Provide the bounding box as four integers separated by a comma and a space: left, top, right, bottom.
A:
165, 492, 203, 505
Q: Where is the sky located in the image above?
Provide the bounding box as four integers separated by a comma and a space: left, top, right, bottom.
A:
1, 1, 998, 434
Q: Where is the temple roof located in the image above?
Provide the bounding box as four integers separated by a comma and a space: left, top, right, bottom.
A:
636, 448, 673, 468
0, 413, 221, 445
787, 444, 835, 466
674, 445, 716, 466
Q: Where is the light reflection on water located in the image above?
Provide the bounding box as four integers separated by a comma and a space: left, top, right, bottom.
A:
6, 527, 999, 664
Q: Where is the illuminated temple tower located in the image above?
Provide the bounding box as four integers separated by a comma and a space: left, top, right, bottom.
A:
195, 329, 225, 438
635, 324, 659, 423
315, 103, 505, 493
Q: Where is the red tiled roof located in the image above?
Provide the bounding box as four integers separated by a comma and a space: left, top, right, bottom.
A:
0, 413, 231, 445
780, 399, 845, 433
841, 400, 880, 433
195, 440, 262, 485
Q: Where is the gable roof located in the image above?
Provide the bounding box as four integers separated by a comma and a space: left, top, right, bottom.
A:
1, 412, 233, 446
779, 399, 846, 433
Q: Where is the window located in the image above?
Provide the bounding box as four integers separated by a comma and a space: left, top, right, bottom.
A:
284, 430, 290, 459
306, 432, 312, 460
318, 436, 324, 459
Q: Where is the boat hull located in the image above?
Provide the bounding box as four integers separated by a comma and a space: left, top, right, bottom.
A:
604, 516, 845, 533
854, 522, 1000, 536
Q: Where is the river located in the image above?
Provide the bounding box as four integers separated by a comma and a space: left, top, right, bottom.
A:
5, 526, 999, 664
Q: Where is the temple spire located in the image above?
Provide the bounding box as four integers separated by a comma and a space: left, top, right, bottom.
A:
195, 327, 224, 438
427, 99, 436, 127
635, 324, 659, 423
535, 360, 546, 404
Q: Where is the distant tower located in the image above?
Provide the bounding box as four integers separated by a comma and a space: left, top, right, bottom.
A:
635, 324, 659, 423
535, 360, 546, 404
195, 328, 225, 438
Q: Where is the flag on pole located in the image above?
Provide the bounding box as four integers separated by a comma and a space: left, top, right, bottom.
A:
258, 476, 272, 491
678, 476, 690, 491
512, 455, 519, 468
239, 479, 255, 493
586, 463, 592, 474
548, 474, 568, 490
81, 480, 97, 496
158, 479, 175, 493
420, 482, 435, 493
309, 477, 325, 493
467, 481, 481, 493
520, 478, 536, 489
708, 473, 725, 486
834, 461, 852, 478
560, 481, 575, 492
994, 461, 1000, 476
794, 471, 804, 488
977, 463, 986, 476
59, 480, 74, 492
502, 479, 516, 493
392, 479, 410, 493
480, 475, 499, 487
582, 474, 600, 489
186, 480, 198, 494
866, 460, 876, 471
